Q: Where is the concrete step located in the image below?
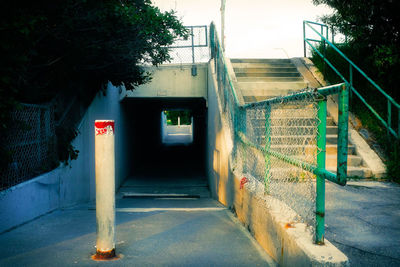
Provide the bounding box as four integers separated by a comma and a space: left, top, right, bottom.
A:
119, 187, 211, 198
326, 144, 356, 155
243, 95, 330, 105
327, 126, 338, 134
254, 134, 338, 146
233, 63, 295, 69
252, 144, 356, 155
236, 72, 301, 78
266, 168, 318, 180
264, 154, 363, 168
250, 116, 335, 126
231, 58, 292, 64
250, 125, 338, 135
326, 134, 338, 144
241, 89, 298, 98
239, 82, 308, 91
247, 108, 316, 117
255, 142, 356, 156
326, 155, 363, 167
237, 77, 305, 83
243, 95, 271, 103
265, 145, 318, 156
258, 135, 317, 146
234, 67, 299, 73
266, 166, 371, 178
250, 118, 317, 126
260, 126, 317, 136
243, 95, 303, 103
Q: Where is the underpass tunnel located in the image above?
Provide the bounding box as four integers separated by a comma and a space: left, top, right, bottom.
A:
122, 97, 207, 184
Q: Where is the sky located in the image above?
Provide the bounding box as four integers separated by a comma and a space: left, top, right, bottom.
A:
152, 0, 333, 58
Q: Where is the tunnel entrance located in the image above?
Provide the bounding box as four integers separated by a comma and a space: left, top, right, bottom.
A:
121, 97, 207, 194
161, 109, 193, 145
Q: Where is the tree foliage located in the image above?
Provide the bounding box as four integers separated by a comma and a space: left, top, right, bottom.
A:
0, 0, 187, 167
165, 110, 192, 125
313, 0, 400, 92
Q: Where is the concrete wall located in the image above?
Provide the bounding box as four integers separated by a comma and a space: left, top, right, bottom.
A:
121, 63, 208, 100
206, 60, 349, 266
0, 82, 129, 233
207, 62, 234, 204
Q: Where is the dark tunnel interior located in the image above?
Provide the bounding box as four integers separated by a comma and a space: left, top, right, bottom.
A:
122, 97, 207, 181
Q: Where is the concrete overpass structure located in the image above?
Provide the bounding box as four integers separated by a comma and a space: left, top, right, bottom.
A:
0, 25, 396, 266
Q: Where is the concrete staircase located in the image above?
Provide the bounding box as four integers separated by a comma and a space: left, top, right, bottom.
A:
231, 58, 308, 103
324, 118, 371, 177
232, 58, 372, 177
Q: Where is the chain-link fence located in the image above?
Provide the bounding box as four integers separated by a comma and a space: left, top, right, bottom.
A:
235, 92, 320, 230
1, 103, 58, 191
211, 20, 320, 229
168, 25, 210, 64
210, 22, 348, 243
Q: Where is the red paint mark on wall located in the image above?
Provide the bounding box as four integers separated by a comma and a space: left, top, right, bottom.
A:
240, 177, 248, 189
95, 120, 115, 136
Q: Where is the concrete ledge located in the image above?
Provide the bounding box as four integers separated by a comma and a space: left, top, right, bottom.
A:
230, 171, 349, 266
0, 168, 61, 234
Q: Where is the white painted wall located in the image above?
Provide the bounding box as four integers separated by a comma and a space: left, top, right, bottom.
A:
0, 82, 129, 233
121, 64, 208, 100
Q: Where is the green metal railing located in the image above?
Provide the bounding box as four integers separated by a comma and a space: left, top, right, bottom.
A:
210, 22, 348, 244
304, 20, 400, 139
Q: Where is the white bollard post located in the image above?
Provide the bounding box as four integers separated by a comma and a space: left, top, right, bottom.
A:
94, 120, 116, 259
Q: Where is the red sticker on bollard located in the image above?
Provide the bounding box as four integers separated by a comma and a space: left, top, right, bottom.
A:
95, 120, 115, 136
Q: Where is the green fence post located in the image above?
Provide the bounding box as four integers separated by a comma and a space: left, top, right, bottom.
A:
264, 106, 272, 193
349, 64, 353, 104
337, 83, 349, 185
398, 108, 400, 138
316, 97, 327, 244
303, 21, 306, 57
387, 100, 392, 138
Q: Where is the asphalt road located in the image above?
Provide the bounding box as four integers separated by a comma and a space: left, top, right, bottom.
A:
325, 180, 400, 267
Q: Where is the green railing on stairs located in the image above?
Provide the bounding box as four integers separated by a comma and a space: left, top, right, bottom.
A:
303, 20, 400, 139
210, 22, 349, 245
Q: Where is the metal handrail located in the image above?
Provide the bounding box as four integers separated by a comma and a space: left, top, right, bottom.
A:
210, 22, 349, 244
304, 20, 400, 138
242, 84, 345, 109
